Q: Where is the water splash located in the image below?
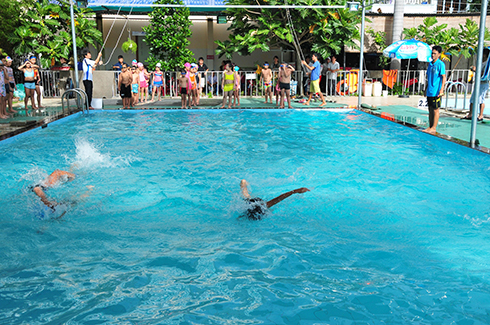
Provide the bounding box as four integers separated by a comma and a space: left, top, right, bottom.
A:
69, 138, 138, 169
19, 166, 48, 185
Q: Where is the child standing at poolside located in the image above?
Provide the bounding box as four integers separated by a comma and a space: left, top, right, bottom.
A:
233, 65, 240, 107
151, 63, 163, 101
118, 64, 133, 109
260, 62, 272, 104
222, 64, 235, 109
189, 64, 199, 107
178, 71, 190, 109
137, 62, 150, 103
18, 60, 39, 113
278, 62, 295, 109
131, 67, 139, 107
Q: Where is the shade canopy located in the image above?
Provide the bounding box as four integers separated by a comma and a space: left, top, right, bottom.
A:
383, 39, 432, 62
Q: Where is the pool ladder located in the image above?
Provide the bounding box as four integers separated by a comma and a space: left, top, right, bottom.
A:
444, 81, 467, 112
61, 88, 90, 115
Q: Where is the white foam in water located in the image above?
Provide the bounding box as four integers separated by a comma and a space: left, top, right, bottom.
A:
70, 138, 138, 169
19, 166, 48, 185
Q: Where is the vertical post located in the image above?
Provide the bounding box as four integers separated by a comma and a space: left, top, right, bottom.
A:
469, 0, 488, 148
70, 0, 79, 88
357, 0, 366, 108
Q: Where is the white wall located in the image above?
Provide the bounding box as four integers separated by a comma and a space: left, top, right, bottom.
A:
97, 16, 288, 71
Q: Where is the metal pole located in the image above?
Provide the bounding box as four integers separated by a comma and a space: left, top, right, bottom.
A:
357, 0, 366, 108
70, 0, 79, 88
469, 0, 488, 148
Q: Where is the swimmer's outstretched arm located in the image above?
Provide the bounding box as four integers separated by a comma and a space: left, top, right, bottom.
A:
266, 187, 310, 208
240, 179, 252, 199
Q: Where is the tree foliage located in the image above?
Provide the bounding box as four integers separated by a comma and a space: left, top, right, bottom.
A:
366, 29, 390, 69
215, 0, 361, 61
403, 17, 490, 69
11, 0, 102, 68
143, 0, 194, 71
0, 0, 22, 57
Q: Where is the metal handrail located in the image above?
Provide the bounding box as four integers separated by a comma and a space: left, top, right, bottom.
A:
61, 88, 89, 114
444, 81, 467, 111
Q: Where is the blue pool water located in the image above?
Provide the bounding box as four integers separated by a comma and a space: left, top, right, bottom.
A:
1, 109, 490, 324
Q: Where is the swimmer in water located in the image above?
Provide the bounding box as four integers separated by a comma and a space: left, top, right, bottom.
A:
238, 179, 310, 220
30, 169, 92, 218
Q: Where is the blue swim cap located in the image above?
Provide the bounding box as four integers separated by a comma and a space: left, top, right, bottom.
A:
234, 66, 240, 71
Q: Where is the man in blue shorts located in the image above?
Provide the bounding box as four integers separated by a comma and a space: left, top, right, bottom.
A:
424, 46, 446, 134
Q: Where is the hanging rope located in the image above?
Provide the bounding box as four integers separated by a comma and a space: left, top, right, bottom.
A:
101, 6, 135, 66
285, 7, 307, 73
100, 5, 123, 51
286, 8, 305, 65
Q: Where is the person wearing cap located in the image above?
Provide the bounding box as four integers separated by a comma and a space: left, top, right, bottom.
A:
178, 70, 190, 108
260, 62, 273, 104
18, 59, 40, 114
81, 49, 103, 109
3, 56, 17, 114
137, 62, 150, 103
29, 55, 45, 109
131, 65, 139, 107
189, 63, 199, 106
132, 59, 138, 67
151, 63, 163, 101
112, 55, 127, 71
233, 64, 241, 107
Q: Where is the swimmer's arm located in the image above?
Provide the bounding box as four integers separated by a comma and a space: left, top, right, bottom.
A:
266, 187, 310, 208
33, 187, 56, 209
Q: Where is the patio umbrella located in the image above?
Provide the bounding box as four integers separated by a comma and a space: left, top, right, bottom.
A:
383, 39, 432, 97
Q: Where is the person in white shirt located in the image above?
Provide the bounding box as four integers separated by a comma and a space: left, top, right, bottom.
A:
81, 49, 102, 109
327, 56, 340, 96
321, 57, 330, 93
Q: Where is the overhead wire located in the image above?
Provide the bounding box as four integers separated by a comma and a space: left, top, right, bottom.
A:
101, 6, 135, 66
100, 5, 123, 51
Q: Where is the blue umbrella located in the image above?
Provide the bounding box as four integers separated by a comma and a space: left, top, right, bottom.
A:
383, 39, 432, 62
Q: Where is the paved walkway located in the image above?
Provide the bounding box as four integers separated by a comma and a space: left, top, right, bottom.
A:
2, 95, 489, 150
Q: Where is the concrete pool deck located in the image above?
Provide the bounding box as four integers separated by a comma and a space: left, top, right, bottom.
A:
2, 95, 489, 153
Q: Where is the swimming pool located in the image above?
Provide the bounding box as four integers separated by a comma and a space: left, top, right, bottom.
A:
1, 109, 490, 324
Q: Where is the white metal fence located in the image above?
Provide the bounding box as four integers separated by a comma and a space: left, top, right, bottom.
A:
17, 69, 477, 99
110, 70, 305, 99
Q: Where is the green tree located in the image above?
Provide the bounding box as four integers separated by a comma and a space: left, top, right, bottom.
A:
143, 0, 194, 71
0, 0, 22, 57
366, 29, 390, 69
215, 0, 360, 64
11, 0, 102, 67
403, 17, 490, 70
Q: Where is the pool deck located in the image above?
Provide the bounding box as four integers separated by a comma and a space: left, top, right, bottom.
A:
2, 95, 489, 153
